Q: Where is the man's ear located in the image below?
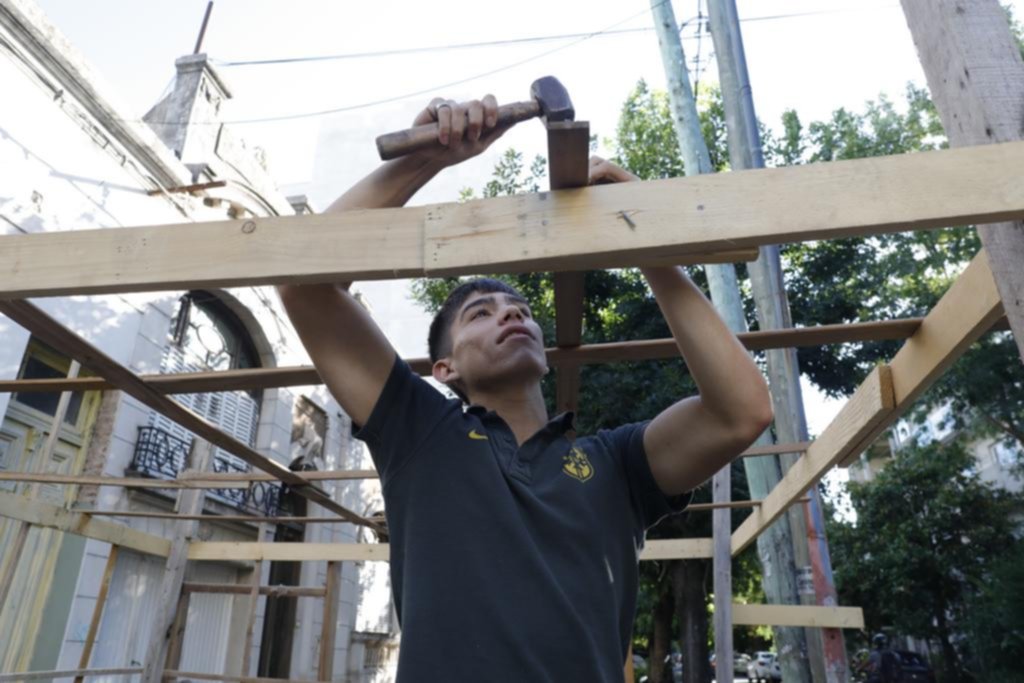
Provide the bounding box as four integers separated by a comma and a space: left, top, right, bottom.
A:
432, 357, 460, 387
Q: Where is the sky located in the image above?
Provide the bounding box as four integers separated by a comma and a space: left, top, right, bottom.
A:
30, 0, 1023, 447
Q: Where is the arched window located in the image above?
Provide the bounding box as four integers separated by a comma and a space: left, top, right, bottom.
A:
135, 291, 275, 513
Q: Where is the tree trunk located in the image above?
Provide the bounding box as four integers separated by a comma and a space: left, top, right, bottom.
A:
673, 559, 712, 683
935, 605, 964, 682
650, 580, 676, 683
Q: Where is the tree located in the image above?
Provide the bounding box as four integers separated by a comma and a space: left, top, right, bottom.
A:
826, 441, 1020, 681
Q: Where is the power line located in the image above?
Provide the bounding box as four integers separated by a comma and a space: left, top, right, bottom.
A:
148, 0, 675, 125
142, 2, 898, 126
215, 4, 897, 68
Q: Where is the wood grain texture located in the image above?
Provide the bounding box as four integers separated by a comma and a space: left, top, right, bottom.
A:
5, 142, 1024, 297
185, 538, 715, 561
735, 252, 1004, 552
1, 318, 942, 394
0, 491, 171, 557
731, 604, 865, 629
731, 366, 896, 555
902, 0, 1024, 362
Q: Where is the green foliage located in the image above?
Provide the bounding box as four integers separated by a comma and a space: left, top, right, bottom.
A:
827, 440, 1021, 679
608, 79, 729, 178
963, 539, 1024, 679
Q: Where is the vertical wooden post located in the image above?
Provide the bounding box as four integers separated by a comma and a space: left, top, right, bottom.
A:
713, 467, 733, 683
241, 523, 271, 676
141, 438, 214, 683
73, 544, 120, 683
318, 560, 341, 681
164, 592, 191, 672
900, 0, 1024, 364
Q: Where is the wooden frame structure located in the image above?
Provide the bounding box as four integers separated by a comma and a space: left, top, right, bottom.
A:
1, 2, 1023, 681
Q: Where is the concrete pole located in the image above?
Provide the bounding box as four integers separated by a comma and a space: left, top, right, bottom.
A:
650, 4, 810, 683
704, 1, 849, 681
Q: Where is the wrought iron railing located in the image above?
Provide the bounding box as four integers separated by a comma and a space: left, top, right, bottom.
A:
131, 426, 281, 516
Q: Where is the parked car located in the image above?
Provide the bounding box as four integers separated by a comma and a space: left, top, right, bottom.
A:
747, 651, 782, 683
711, 651, 752, 680
895, 650, 937, 683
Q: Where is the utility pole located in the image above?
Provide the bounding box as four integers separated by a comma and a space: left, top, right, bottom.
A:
704, 0, 850, 681
649, 3, 811, 683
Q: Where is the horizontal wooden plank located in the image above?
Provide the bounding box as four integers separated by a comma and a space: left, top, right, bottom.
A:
182, 582, 326, 597
164, 671, 324, 683
74, 510, 381, 525
640, 538, 714, 560
4, 142, 1024, 297
0, 318, 937, 395
186, 538, 717, 562
0, 668, 143, 681
424, 140, 1024, 273
731, 604, 865, 629
0, 491, 170, 557
0, 472, 248, 489
187, 542, 392, 562
731, 365, 896, 555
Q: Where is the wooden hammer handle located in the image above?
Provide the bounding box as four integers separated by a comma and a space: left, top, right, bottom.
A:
376, 100, 541, 160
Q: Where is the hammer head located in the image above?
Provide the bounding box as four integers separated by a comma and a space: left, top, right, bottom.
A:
530, 76, 575, 123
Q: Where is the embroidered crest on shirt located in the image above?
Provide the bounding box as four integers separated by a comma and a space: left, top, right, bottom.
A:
562, 446, 594, 482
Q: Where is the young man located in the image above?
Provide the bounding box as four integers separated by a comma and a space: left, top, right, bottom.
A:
278, 95, 773, 682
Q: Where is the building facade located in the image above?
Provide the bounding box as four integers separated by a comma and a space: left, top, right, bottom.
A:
0, 0, 397, 679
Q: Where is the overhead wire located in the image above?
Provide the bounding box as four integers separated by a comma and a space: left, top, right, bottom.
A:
140, 2, 898, 126
215, 4, 898, 68
147, 0, 676, 126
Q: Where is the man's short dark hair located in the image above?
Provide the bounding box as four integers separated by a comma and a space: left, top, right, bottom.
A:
428, 278, 524, 365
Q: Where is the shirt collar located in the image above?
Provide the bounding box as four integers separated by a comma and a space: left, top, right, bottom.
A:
466, 406, 576, 437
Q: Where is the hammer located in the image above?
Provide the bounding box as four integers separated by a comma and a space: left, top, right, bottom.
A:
375, 76, 574, 160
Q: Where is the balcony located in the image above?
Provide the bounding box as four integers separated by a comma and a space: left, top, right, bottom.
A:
130, 425, 282, 517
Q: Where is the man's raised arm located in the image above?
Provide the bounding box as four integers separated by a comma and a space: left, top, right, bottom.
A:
277, 96, 507, 425
587, 157, 774, 497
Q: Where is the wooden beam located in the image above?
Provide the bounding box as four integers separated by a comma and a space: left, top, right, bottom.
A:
185, 538, 716, 562
6, 142, 1024, 297
71, 510, 379, 524
0, 491, 170, 557
164, 671, 324, 683
731, 605, 865, 629
713, 467, 733, 683
734, 251, 1005, 552
146, 180, 227, 196
74, 545, 119, 683
731, 365, 896, 556
142, 440, 214, 683
0, 300, 377, 531
318, 561, 341, 680
902, 0, 1024, 363
0, 669, 143, 681
0, 470, 377, 488
1, 317, 952, 395
548, 119, 591, 415
241, 524, 269, 677
183, 582, 326, 598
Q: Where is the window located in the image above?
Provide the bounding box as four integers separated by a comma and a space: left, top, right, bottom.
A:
991, 440, 1022, 468
170, 291, 260, 375
11, 341, 85, 427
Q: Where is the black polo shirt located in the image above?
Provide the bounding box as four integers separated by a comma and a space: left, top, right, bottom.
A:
355, 356, 691, 683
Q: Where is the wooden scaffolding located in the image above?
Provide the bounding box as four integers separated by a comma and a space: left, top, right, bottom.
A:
1, 1, 1023, 681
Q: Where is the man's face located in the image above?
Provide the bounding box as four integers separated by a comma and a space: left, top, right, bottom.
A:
438, 290, 547, 396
